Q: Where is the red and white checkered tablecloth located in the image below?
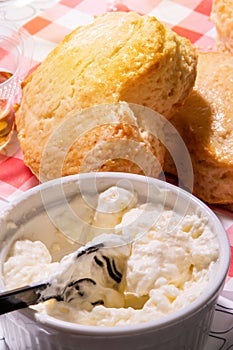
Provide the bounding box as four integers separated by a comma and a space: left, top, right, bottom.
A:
1, 1, 233, 348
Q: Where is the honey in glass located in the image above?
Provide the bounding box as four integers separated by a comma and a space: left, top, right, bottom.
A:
0, 71, 15, 149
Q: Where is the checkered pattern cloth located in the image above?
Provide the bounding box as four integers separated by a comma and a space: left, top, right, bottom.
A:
17, 0, 217, 65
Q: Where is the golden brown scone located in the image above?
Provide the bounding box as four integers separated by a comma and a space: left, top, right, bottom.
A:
164, 52, 233, 205
15, 11, 197, 180
211, 0, 233, 53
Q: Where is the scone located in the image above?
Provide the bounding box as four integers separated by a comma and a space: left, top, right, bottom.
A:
164, 52, 233, 204
15, 11, 197, 180
38, 102, 165, 182
211, 0, 233, 53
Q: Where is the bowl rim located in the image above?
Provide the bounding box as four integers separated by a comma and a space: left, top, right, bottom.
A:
0, 172, 230, 335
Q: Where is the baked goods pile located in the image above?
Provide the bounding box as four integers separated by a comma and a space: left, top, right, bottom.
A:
15, 11, 197, 181
15, 4, 233, 206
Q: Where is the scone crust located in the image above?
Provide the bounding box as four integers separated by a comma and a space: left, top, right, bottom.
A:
164, 52, 233, 204
15, 12, 197, 179
211, 0, 233, 53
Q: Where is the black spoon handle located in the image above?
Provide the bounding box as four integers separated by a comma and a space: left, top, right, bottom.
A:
0, 282, 48, 315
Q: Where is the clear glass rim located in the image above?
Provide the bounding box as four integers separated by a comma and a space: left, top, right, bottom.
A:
0, 22, 30, 96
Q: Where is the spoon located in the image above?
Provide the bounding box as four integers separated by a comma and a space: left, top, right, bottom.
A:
0, 236, 130, 315
0, 281, 49, 315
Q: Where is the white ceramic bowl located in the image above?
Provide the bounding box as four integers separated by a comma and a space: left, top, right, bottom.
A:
0, 172, 230, 350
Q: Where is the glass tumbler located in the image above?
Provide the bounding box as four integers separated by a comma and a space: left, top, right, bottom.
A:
0, 22, 32, 151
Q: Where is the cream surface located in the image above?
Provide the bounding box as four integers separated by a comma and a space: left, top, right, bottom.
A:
40, 234, 131, 310
3, 186, 219, 327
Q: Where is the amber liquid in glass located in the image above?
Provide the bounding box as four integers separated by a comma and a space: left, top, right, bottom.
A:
0, 71, 15, 149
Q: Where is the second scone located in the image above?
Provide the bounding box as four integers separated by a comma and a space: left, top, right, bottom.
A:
15, 11, 197, 180
164, 52, 233, 205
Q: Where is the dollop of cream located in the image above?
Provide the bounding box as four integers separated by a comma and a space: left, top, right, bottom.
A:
40, 234, 131, 310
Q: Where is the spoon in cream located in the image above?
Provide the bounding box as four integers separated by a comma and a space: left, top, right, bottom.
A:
0, 234, 130, 315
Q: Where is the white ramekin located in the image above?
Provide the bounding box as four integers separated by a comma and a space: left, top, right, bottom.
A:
0, 172, 230, 350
